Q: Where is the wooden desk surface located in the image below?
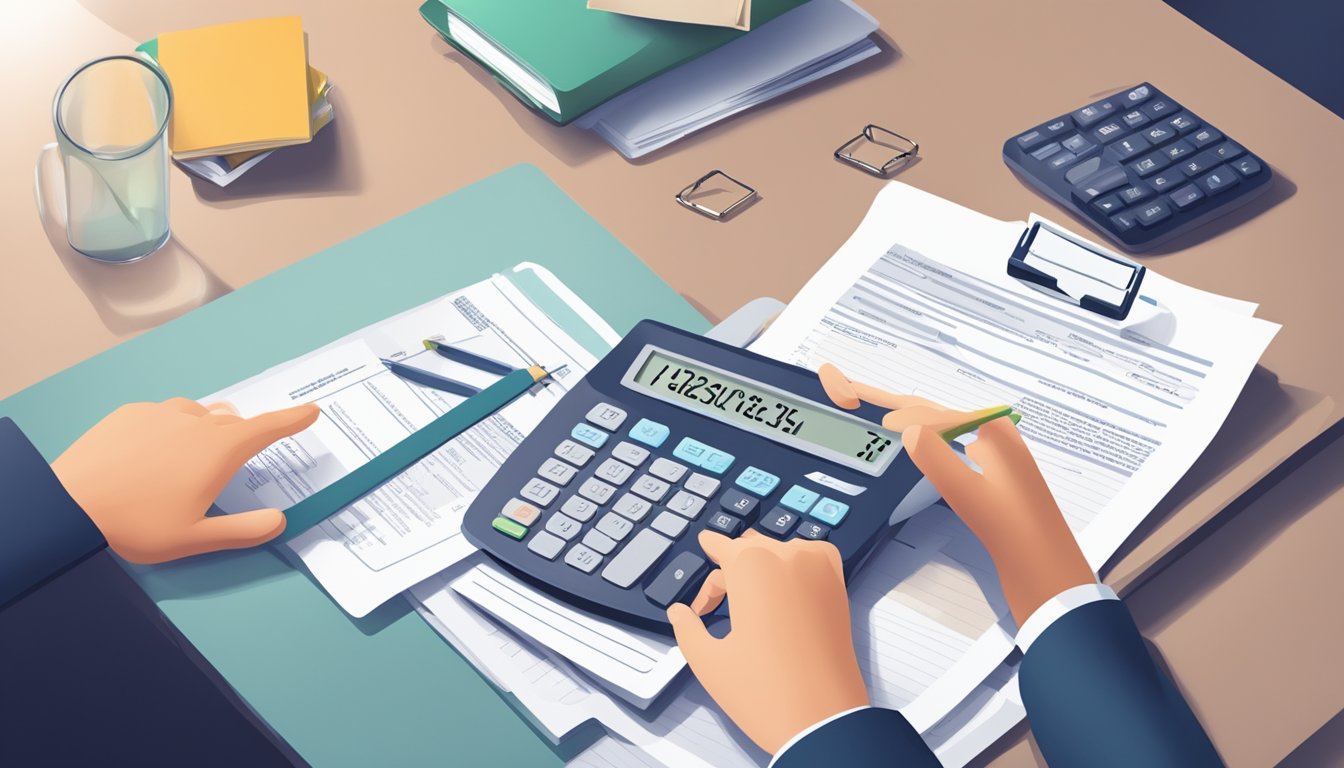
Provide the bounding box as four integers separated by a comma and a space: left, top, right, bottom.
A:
1, 0, 1340, 764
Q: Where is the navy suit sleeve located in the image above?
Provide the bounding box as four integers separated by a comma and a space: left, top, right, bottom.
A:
773, 707, 939, 768
0, 417, 105, 607
1021, 599, 1223, 768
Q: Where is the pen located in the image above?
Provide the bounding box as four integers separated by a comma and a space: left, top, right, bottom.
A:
937, 405, 1022, 443
380, 358, 481, 397
422, 339, 516, 376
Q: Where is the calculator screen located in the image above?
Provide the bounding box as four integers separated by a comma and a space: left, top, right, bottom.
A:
624, 347, 900, 475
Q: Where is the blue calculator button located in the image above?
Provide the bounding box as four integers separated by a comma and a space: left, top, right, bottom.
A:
779, 485, 820, 513
672, 437, 709, 465
571, 423, 609, 449
699, 449, 735, 475
734, 466, 780, 497
810, 497, 850, 527
629, 418, 670, 448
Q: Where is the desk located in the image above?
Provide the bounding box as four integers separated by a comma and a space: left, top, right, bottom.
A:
1, 0, 1340, 765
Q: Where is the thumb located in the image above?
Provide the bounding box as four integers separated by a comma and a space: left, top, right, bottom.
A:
667, 602, 717, 669
232, 404, 321, 457
903, 425, 979, 509
187, 508, 287, 554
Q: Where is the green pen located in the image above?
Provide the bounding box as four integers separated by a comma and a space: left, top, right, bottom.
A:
938, 406, 1021, 443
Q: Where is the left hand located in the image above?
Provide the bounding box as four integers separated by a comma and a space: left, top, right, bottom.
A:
52, 398, 320, 563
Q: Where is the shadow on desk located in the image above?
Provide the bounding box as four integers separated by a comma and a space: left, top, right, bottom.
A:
188, 117, 365, 206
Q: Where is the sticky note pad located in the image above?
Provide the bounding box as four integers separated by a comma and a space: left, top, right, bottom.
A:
157, 16, 312, 158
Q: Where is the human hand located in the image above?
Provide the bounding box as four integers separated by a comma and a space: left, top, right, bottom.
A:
52, 398, 321, 564
819, 363, 1094, 625
667, 530, 868, 755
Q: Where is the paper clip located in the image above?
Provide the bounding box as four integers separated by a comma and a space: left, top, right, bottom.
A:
675, 170, 758, 220
834, 125, 919, 176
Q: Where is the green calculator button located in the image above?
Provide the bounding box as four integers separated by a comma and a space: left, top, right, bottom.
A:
492, 516, 528, 540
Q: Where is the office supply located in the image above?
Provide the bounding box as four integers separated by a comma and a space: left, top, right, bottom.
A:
1003, 82, 1272, 252
417, 0, 807, 124
380, 356, 482, 396
576, 0, 879, 159
834, 124, 919, 176
423, 339, 515, 375
676, 170, 757, 220
589, 0, 759, 31
1008, 220, 1146, 320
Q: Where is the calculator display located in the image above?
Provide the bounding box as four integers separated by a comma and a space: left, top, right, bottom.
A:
625, 348, 899, 474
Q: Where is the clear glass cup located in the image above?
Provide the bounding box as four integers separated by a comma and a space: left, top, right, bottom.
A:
47, 55, 172, 263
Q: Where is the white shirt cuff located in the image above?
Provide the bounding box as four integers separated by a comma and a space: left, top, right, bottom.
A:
1016, 582, 1118, 652
768, 705, 871, 768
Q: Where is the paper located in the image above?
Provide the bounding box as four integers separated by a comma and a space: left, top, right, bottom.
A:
589, 0, 750, 30
207, 268, 618, 616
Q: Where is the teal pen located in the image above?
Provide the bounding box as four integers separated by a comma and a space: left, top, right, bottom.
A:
422, 339, 516, 376
380, 357, 481, 397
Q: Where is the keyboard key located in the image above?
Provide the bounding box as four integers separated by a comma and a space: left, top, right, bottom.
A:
1212, 142, 1245, 162
795, 520, 831, 541
666, 490, 707, 519
1130, 152, 1171, 177
631, 474, 671, 503
1231, 156, 1262, 176
720, 488, 760, 517
561, 495, 597, 523
1061, 134, 1091, 154
1178, 150, 1220, 177
672, 436, 709, 465
684, 473, 721, 498
1121, 109, 1149, 129
1110, 211, 1138, 232
1093, 195, 1123, 215
706, 511, 744, 537
1064, 156, 1103, 185
554, 439, 595, 467
1121, 84, 1152, 107
1030, 142, 1062, 161
527, 531, 565, 560
612, 492, 652, 522
780, 485, 820, 513
564, 544, 602, 574
1148, 170, 1182, 192
610, 441, 650, 467
583, 529, 618, 555
699, 449, 736, 475
1015, 129, 1047, 152
651, 511, 689, 538
1169, 183, 1205, 210
492, 516, 528, 540
545, 512, 582, 541
1161, 139, 1195, 162
1135, 200, 1173, 227
594, 458, 634, 485
578, 477, 617, 505
595, 512, 634, 541
628, 418, 669, 448
649, 458, 688, 483
1142, 124, 1176, 145
538, 458, 577, 486
1091, 122, 1125, 143
570, 423, 609, 449
1168, 113, 1199, 134
585, 402, 628, 431
810, 497, 850, 526
521, 478, 560, 507
601, 529, 673, 588
643, 551, 708, 607
1042, 118, 1069, 137
1045, 150, 1079, 171
1071, 164, 1128, 202
501, 498, 541, 527
1189, 126, 1223, 148
1107, 134, 1150, 160
760, 507, 800, 537
735, 466, 780, 497
1117, 185, 1151, 205
1141, 98, 1179, 120
1199, 165, 1241, 195
1072, 99, 1116, 127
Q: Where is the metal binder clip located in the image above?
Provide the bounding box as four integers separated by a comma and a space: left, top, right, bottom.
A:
675, 170, 758, 220
834, 125, 919, 176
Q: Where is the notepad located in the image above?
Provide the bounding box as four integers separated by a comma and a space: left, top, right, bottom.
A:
156, 16, 313, 159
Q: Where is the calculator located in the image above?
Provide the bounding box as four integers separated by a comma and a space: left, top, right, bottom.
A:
461, 320, 924, 632
1003, 83, 1272, 252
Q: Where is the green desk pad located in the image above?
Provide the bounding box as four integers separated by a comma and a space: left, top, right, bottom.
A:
0, 164, 709, 766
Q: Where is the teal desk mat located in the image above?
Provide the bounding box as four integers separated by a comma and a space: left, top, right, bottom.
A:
0, 164, 709, 766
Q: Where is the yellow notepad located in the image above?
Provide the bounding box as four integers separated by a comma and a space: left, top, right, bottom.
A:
158, 17, 313, 159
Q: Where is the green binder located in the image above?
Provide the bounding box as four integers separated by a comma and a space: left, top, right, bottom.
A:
0, 165, 708, 766
419, 0, 806, 124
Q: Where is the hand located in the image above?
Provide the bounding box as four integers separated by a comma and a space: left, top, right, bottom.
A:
52, 398, 321, 564
819, 363, 1095, 625
667, 531, 868, 755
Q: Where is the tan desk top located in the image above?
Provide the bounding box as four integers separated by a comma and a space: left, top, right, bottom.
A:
2, 0, 1340, 764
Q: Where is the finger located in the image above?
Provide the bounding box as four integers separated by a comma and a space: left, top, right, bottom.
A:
968, 416, 1035, 479
160, 397, 208, 415
697, 530, 741, 566
689, 569, 727, 615
205, 413, 244, 425
667, 603, 718, 666
850, 382, 946, 411
881, 405, 984, 433
903, 425, 980, 508
819, 363, 861, 409
204, 401, 240, 417
187, 508, 286, 553
230, 404, 321, 456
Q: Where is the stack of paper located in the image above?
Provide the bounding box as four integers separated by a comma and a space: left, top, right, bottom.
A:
136, 17, 336, 187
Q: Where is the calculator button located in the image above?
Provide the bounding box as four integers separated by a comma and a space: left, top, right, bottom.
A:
1110, 211, 1138, 232
666, 490, 707, 519
1130, 152, 1171, 177
720, 488, 760, 517
672, 436, 709, 465
706, 511, 744, 537
1135, 200, 1173, 227
1168, 113, 1199, 134
1071, 164, 1128, 203
683, 473, 721, 498
1231, 156, 1262, 176
644, 551, 708, 608
1015, 129, 1047, 152
545, 512, 583, 541
501, 498, 541, 527
1212, 142, 1245, 162
734, 466, 780, 497
1179, 150, 1220, 177
651, 511, 689, 538
1060, 134, 1090, 154
1141, 98, 1179, 120
1071, 99, 1116, 127
1116, 185, 1151, 206
601, 529, 673, 589
492, 516, 528, 540
628, 418, 670, 448
1160, 139, 1195, 162
1064, 156, 1103, 185
1199, 166, 1241, 196
1141, 124, 1177, 146
521, 478, 560, 507
649, 458, 688, 483
571, 423, 609, 449
595, 512, 634, 541
578, 477, 618, 505
610, 441, 650, 467
631, 474, 671, 502
583, 529, 618, 555
564, 544, 602, 574
1148, 171, 1182, 192
538, 458, 577, 486
554, 439, 595, 467
526, 531, 565, 560
1091, 122, 1125, 144
760, 507, 800, 538
612, 492, 652, 522
1188, 126, 1223, 148
1121, 109, 1149, 129
699, 449, 736, 475
1093, 195, 1123, 215
585, 403, 628, 431
561, 496, 597, 523
1029, 142, 1062, 161
1121, 84, 1152, 107
1045, 150, 1079, 171
1107, 134, 1150, 161
810, 497, 850, 527
1042, 119, 1069, 137
595, 458, 634, 485
780, 485, 820, 513
795, 520, 831, 541
1169, 183, 1206, 210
